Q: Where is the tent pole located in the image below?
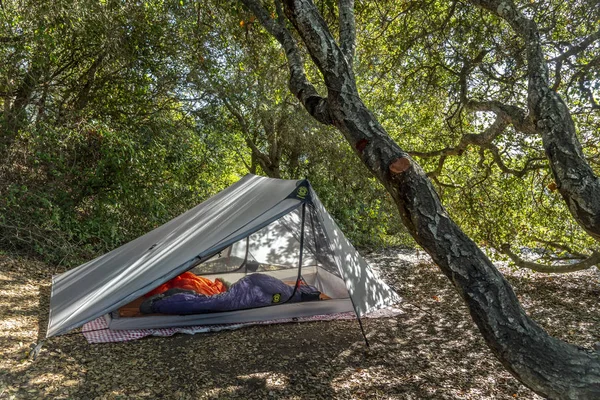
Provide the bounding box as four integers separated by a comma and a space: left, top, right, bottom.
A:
292, 202, 307, 294
297, 202, 306, 280
356, 314, 370, 347
347, 292, 370, 347
281, 203, 306, 304
243, 236, 249, 273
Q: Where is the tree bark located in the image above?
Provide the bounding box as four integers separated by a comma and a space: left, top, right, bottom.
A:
501, 244, 600, 273
469, 0, 600, 242
240, 0, 600, 398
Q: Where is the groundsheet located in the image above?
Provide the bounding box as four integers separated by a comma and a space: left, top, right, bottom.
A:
81, 307, 403, 343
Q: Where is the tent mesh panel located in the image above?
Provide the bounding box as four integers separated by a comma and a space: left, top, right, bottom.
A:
186, 205, 348, 299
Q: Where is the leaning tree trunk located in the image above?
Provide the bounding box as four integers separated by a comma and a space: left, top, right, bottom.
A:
239, 0, 600, 398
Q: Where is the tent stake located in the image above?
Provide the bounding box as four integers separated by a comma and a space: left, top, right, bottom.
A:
27, 339, 46, 360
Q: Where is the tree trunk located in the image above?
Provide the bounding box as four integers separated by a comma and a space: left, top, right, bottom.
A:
333, 98, 600, 399
240, 0, 600, 398
3, 60, 43, 150
470, 0, 600, 242
73, 54, 105, 113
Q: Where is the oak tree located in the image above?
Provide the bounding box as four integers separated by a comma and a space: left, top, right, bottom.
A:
238, 0, 600, 398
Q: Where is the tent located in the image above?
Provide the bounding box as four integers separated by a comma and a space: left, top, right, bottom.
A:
47, 174, 401, 339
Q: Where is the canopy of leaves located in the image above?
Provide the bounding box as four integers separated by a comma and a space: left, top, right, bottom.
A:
1, 0, 598, 268
350, 0, 600, 262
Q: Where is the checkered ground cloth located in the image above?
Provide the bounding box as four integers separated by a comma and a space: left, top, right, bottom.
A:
81, 307, 402, 343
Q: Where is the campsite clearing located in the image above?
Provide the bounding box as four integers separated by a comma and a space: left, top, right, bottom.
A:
1, 249, 598, 399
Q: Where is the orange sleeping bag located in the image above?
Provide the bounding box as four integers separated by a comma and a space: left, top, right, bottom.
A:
145, 271, 227, 297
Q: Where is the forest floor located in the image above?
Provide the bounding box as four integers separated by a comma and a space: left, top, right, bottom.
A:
0, 248, 598, 399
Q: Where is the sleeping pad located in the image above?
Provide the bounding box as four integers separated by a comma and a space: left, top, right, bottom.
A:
140, 273, 321, 315
144, 271, 226, 297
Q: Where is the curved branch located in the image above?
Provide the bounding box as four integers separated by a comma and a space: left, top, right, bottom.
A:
426, 155, 447, 178
501, 244, 600, 273
412, 116, 544, 179
466, 100, 536, 135
549, 28, 600, 63
411, 115, 507, 158
487, 145, 546, 178
469, 0, 600, 241
530, 237, 589, 259
242, 0, 333, 124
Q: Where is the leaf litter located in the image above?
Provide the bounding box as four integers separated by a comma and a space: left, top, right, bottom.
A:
0, 248, 598, 399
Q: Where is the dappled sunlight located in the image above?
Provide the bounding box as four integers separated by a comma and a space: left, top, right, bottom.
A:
2, 249, 598, 398
48, 177, 401, 337
48, 175, 303, 337
502, 267, 600, 346
310, 189, 402, 315
28, 372, 71, 386
0, 317, 30, 332
237, 372, 289, 390
0, 275, 40, 346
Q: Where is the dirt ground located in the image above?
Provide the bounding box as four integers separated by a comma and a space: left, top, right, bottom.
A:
0, 248, 598, 399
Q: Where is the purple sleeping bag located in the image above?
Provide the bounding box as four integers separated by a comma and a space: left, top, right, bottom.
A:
141, 273, 321, 315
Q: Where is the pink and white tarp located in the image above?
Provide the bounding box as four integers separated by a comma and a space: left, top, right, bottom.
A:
81, 308, 402, 344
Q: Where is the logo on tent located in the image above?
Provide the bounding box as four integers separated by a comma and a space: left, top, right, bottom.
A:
272, 293, 281, 303
297, 186, 308, 199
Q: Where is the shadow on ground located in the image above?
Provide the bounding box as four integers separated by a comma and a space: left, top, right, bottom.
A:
1, 250, 598, 399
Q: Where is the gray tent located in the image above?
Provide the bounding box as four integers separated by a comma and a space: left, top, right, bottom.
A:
47, 174, 400, 338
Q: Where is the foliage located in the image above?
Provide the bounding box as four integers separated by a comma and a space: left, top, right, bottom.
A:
350, 0, 600, 263
0, 0, 244, 264
0, 0, 409, 264
1, 0, 598, 266
0, 117, 239, 265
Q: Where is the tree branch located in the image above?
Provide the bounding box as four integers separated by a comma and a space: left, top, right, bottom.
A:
426, 155, 447, 178
501, 244, 600, 273
458, 50, 488, 103
73, 53, 105, 112
458, 53, 536, 136
338, 0, 356, 65
550, 28, 600, 63
282, 0, 356, 93
411, 114, 508, 158
466, 100, 536, 135
469, 0, 600, 241
413, 114, 544, 179
241, 0, 333, 124
530, 236, 590, 259
486, 145, 546, 178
